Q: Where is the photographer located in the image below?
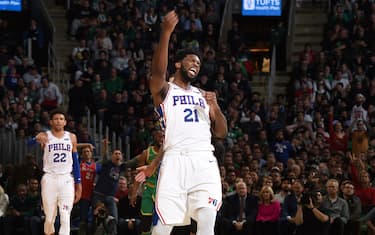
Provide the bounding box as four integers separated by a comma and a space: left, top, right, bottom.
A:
93, 201, 116, 235
294, 191, 330, 235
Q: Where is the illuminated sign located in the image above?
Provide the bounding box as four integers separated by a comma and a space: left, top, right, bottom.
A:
242, 0, 282, 16
0, 0, 22, 12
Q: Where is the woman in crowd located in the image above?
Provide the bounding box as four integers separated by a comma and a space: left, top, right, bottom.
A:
255, 185, 281, 235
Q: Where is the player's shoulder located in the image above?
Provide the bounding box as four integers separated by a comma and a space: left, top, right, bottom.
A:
67, 131, 78, 141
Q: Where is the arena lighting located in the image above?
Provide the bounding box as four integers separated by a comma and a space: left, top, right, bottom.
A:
242, 0, 282, 16
0, 0, 22, 12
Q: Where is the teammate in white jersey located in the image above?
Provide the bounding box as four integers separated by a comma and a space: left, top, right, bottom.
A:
35, 109, 82, 235
137, 10, 227, 235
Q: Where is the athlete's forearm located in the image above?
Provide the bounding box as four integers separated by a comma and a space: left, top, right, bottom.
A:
151, 31, 171, 79
149, 149, 164, 174
72, 152, 81, 184
211, 107, 228, 138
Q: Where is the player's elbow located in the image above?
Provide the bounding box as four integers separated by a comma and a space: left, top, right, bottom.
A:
213, 129, 228, 139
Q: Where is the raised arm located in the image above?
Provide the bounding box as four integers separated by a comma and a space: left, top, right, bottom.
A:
101, 139, 110, 161
150, 10, 178, 106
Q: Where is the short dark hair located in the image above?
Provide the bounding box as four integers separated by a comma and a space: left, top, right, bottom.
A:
49, 108, 67, 120
175, 48, 202, 63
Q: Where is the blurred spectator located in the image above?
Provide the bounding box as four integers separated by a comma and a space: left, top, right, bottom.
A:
274, 178, 291, 204
341, 180, 362, 235
117, 180, 141, 235
321, 179, 350, 235
3, 183, 37, 235
78, 144, 97, 234
271, 130, 294, 166
92, 144, 126, 223
22, 65, 41, 86
23, 19, 45, 66
254, 185, 281, 235
220, 181, 258, 235
0, 185, 9, 217
294, 190, 330, 235
281, 180, 305, 235
68, 78, 92, 123
38, 77, 63, 111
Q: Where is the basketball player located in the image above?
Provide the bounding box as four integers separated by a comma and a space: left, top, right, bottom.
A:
35, 109, 82, 235
128, 129, 164, 235
138, 10, 228, 235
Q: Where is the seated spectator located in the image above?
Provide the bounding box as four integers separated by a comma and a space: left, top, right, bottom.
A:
114, 176, 128, 202
274, 178, 291, 204
117, 182, 141, 235
281, 179, 305, 235
341, 180, 362, 235
321, 179, 350, 235
3, 183, 37, 235
221, 181, 258, 235
254, 185, 281, 235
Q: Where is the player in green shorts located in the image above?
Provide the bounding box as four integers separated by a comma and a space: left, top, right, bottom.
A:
127, 129, 163, 235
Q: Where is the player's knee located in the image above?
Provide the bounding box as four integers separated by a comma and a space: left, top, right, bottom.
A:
59, 212, 70, 225
152, 221, 173, 235
195, 207, 216, 235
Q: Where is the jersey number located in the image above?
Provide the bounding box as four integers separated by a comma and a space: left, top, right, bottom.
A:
53, 153, 67, 162
184, 108, 199, 122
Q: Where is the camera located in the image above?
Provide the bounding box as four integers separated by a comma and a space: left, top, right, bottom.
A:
98, 208, 107, 219
300, 192, 317, 205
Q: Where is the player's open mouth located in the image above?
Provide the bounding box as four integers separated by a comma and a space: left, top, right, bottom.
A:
188, 68, 197, 76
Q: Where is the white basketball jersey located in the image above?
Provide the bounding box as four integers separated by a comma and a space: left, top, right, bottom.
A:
160, 82, 213, 151
43, 131, 73, 174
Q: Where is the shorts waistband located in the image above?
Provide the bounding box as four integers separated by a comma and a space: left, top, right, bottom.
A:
165, 149, 213, 153
43, 172, 71, 176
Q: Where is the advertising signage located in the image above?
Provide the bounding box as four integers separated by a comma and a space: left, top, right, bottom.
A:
242, 0, 282, 16
0, 0, 22, 12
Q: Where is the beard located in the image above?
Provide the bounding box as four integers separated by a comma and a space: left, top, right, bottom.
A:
180, 66, 196, 83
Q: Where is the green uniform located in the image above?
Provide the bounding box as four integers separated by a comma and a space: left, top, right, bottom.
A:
141, 146, 158, 216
